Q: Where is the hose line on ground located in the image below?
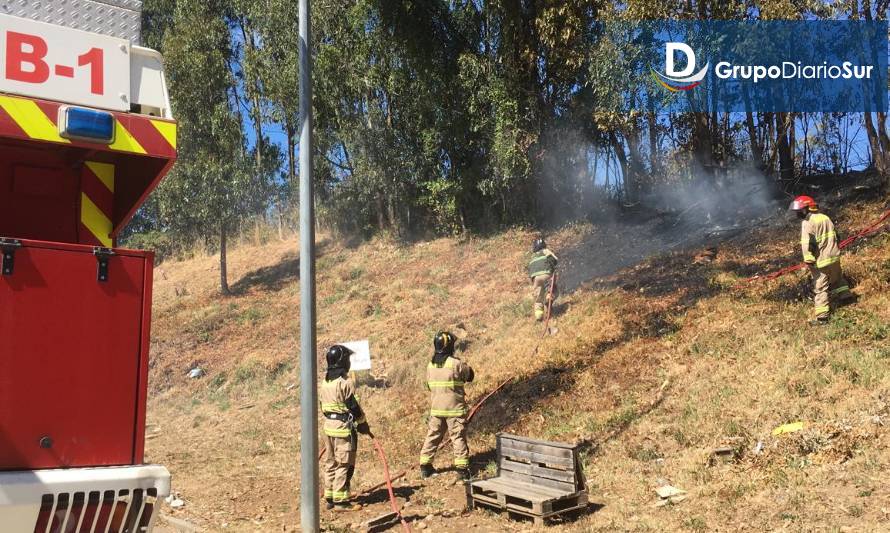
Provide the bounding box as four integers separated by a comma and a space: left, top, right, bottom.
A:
371, 438, 412, 533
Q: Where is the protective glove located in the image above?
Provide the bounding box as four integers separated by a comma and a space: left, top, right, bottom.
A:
357, 422, 372, 437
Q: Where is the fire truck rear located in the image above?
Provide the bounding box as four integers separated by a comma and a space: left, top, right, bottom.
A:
0, 2, 176, 531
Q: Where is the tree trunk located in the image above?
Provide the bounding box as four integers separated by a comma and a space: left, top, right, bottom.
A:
693, 112, 714, 180
742, 85, 764, 167
220, 223, 230, 295
626, 128, 646, 200
608, 132, 632, 202
860, 1, 889, 180
776, 113, 794, 182
241, 21, 264, 164
376, 195, 386, 230
863, 112, 886, 174
745, 111, 763, 165
286, 118, 297, 185
877, 112, 890, 158
647, 109, 659, 177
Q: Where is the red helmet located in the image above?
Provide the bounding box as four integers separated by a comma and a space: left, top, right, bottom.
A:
789, 195, 817, 212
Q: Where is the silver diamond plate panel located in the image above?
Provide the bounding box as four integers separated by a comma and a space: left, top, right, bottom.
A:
2, 0, 143, 44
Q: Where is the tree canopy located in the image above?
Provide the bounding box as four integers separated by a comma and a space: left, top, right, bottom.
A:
137, 0, 889, 285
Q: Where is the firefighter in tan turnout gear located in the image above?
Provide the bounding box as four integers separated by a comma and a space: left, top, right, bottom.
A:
320, 345, 373, 511
789, 196, 854, 325
528, 238, 558, 321
419, 332, 475, 480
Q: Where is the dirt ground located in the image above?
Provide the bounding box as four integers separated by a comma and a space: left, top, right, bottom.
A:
144, 178, 890, 532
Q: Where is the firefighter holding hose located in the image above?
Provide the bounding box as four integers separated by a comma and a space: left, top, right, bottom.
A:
320, 344, 373, 511
789, 196, 855, 325
528, 238, 559, 321
419, 331, 475, 480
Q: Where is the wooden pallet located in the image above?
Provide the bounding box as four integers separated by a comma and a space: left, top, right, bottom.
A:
468, 434, 588, 526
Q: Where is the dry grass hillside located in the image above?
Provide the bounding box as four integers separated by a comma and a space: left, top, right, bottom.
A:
146, 187, 890, 532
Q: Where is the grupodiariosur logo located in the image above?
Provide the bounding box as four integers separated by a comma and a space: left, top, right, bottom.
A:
651, 42, 709, 92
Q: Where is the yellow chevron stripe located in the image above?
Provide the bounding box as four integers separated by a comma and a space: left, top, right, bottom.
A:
81, 193, 112, 247
85, 161, 115, 193
150, 119, 177, 149
0, 95, 70, 143
110, 121, 146, 154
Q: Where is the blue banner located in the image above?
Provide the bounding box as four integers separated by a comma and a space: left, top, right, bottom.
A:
605, 21, 888, 113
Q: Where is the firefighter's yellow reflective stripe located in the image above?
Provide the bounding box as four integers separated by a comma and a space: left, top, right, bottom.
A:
816, 256, 840, 268
81, 193, 112, 247
453, 457, 469, 467
324, 427, 352, 437
831, 285, 850, 294
110, 121, 147, 154
150, 119, 177, 149
430, 408, 467, 417
426, 380, 464, 388
419, 455, 433, 465
0, 95, 70, 143
331, 490, 350, 502
803, 253, 816, 263
530, 270, 552, 278
814, 231, 836, 245
85, 161, 115, 192
322, 402, 347, 410
814, 305, 830, 315
324, 490, 333, 498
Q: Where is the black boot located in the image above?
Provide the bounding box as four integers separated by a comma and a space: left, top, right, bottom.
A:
325, 498, 335, 510
420, 464, 435, 479
332, 501, 360, 512
458, 468, 471, 481
808, 316, 829, 326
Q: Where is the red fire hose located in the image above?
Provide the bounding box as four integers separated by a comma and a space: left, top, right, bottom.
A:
355, 376, 513, 499
371, 438, 412, 533
738, 208, 890, 286
467, 376, 513, 422
541, 273, 557, 338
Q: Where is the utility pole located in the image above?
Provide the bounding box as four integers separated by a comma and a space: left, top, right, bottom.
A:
298, 0, 319, 530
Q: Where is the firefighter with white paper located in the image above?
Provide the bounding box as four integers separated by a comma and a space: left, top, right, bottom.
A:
320, 345, 372, 510
419, 332, 475, 480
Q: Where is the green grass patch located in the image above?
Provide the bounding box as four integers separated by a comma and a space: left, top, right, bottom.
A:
682, 516, 708, 532
825, 311, 889, 343
322, 289, 346, 306
826, 348, 888, 387
269, 397, 292, 411
234, 361, 263, 384
208, 372, 227, 390
237, 306, 267, 325
426, 283, 449, 299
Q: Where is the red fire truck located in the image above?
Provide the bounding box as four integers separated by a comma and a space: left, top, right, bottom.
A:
0, 2, 176, 531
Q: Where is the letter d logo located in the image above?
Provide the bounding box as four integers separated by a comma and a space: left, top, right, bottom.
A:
651, 41, 709, 91
666, 42, 696, 78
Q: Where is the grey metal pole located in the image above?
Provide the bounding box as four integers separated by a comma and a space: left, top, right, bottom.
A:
298, 0, 319, 529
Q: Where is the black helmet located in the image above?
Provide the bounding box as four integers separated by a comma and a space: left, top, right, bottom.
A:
326, 345, 353, 372
532, 238, 546, 253
433, 331, 455, 356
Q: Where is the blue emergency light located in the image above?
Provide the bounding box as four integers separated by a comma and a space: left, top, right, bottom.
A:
59, 106, 115, 144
